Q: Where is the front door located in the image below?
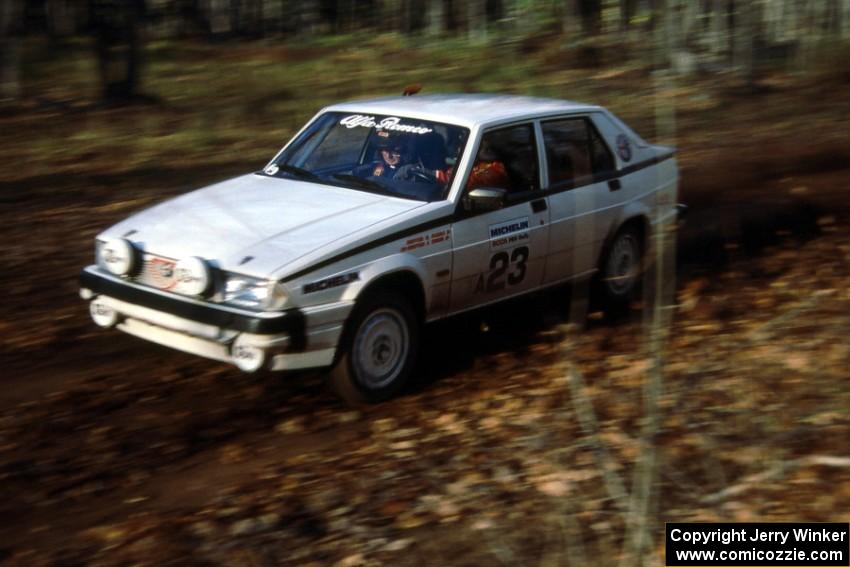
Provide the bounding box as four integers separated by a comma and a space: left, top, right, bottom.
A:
449, 123, 550, 312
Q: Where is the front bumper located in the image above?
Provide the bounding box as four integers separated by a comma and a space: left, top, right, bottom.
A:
80, 266, 350, 372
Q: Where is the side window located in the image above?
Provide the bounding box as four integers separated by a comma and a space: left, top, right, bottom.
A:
466, 124, 539, 194
542, 117, 616, 187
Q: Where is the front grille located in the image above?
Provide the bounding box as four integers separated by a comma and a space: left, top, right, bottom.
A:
135, 253, 179, 291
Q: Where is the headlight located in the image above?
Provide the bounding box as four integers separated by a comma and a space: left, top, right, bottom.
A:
174, 256, 212, 296
222, 273, 288, 310
97, 238, 137, 276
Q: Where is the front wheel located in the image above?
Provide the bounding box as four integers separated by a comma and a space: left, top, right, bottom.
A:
329, 291, 420, 404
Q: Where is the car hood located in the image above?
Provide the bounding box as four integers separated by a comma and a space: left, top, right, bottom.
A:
101, 174, 425, 277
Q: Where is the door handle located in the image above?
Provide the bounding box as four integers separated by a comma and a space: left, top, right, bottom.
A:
608, 179, 622, 191
531, 198, 547, 213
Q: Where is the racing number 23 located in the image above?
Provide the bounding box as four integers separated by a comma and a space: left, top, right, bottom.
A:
484, 246, 529, 292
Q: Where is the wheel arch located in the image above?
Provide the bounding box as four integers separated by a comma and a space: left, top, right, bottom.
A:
332, 267, 426, 372
598, 212, 650, 269
355, 269, 427, 322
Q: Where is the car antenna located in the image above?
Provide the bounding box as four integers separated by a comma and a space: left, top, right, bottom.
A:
402, 84, 421, 96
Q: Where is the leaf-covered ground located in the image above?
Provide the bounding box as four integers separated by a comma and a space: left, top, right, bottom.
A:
1, 39, 849, 566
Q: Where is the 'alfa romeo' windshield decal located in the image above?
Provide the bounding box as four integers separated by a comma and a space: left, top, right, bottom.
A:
340, 115, 433, 134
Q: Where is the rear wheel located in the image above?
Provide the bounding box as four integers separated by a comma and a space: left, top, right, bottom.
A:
329, 291, 420, 404
598, 224, 643, 308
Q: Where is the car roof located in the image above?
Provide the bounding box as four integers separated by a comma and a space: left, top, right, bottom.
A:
324, 93, 601, 128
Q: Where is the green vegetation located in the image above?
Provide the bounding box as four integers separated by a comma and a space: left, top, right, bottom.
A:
2, 34, 666, 182
7, 32, 850, 187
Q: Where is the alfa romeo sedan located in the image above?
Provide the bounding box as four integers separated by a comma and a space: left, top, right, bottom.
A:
80, 93, 679, 403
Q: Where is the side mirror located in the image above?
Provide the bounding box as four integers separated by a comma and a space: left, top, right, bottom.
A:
464, 187, 507, 212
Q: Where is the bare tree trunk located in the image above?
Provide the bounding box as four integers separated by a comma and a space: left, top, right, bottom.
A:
841, 0, 850, 38
619, 0, 636, 31
427, 0, 444, 35
47, 0, 77, 38
669, 0, 700, 75
562, 0, 580, 37
652, 0, 670, 68
764, 0, 782, 42
207, 0, 231, 34
0, 0, 21, 101
402, 0, 426, 32
710, 0, 728, 64
260, 0, 283, 36
681, 0, 699, 45
92, 0, 147, 103
443, 0, 459, 32
298, 0, 319, 37
240, 0, 262, 35
732, 0, 757, 86
485, 0, 503, 22
577, 0, 601, 35
402, 0, 411, 32
797, 0, 814, 71
823, 0, 836, 35
229, 0, 239, 34
467, 0, 486, 43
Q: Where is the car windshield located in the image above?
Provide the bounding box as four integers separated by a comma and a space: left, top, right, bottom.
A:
265, 112, 470, 202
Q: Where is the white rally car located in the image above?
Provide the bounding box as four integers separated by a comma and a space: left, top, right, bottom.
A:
81, 93, 679, 402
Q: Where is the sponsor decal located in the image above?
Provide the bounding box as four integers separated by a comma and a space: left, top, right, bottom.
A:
303, 272, 360, 294
339, 115, 433, 135
148, 256, 177, 290
401, 229, 451, 252
616, 134, 632, 162
488, 217, 530, 249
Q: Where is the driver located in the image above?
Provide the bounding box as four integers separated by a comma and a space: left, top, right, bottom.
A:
355, 133, 408, 179
392, 131, 451, 185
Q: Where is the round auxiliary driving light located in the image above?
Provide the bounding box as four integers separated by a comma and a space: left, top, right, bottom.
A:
100, 238, 137, 276
90, 299, 119, 328
174, 256, 211, 296
231, 335, 266, 373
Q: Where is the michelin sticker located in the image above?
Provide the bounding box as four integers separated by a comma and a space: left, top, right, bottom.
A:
489, 217, 529, 249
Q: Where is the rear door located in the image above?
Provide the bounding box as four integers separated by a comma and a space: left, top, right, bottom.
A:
541, 116, 619, 285
449, 123, 550, 312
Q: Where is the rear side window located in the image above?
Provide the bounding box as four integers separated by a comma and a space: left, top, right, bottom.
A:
589, 124, 615, 174
542, 118, 615, 188
466, 124, 539, 194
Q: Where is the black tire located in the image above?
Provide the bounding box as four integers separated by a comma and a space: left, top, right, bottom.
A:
597, 224, 644, 309
329, 291, 420, 404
